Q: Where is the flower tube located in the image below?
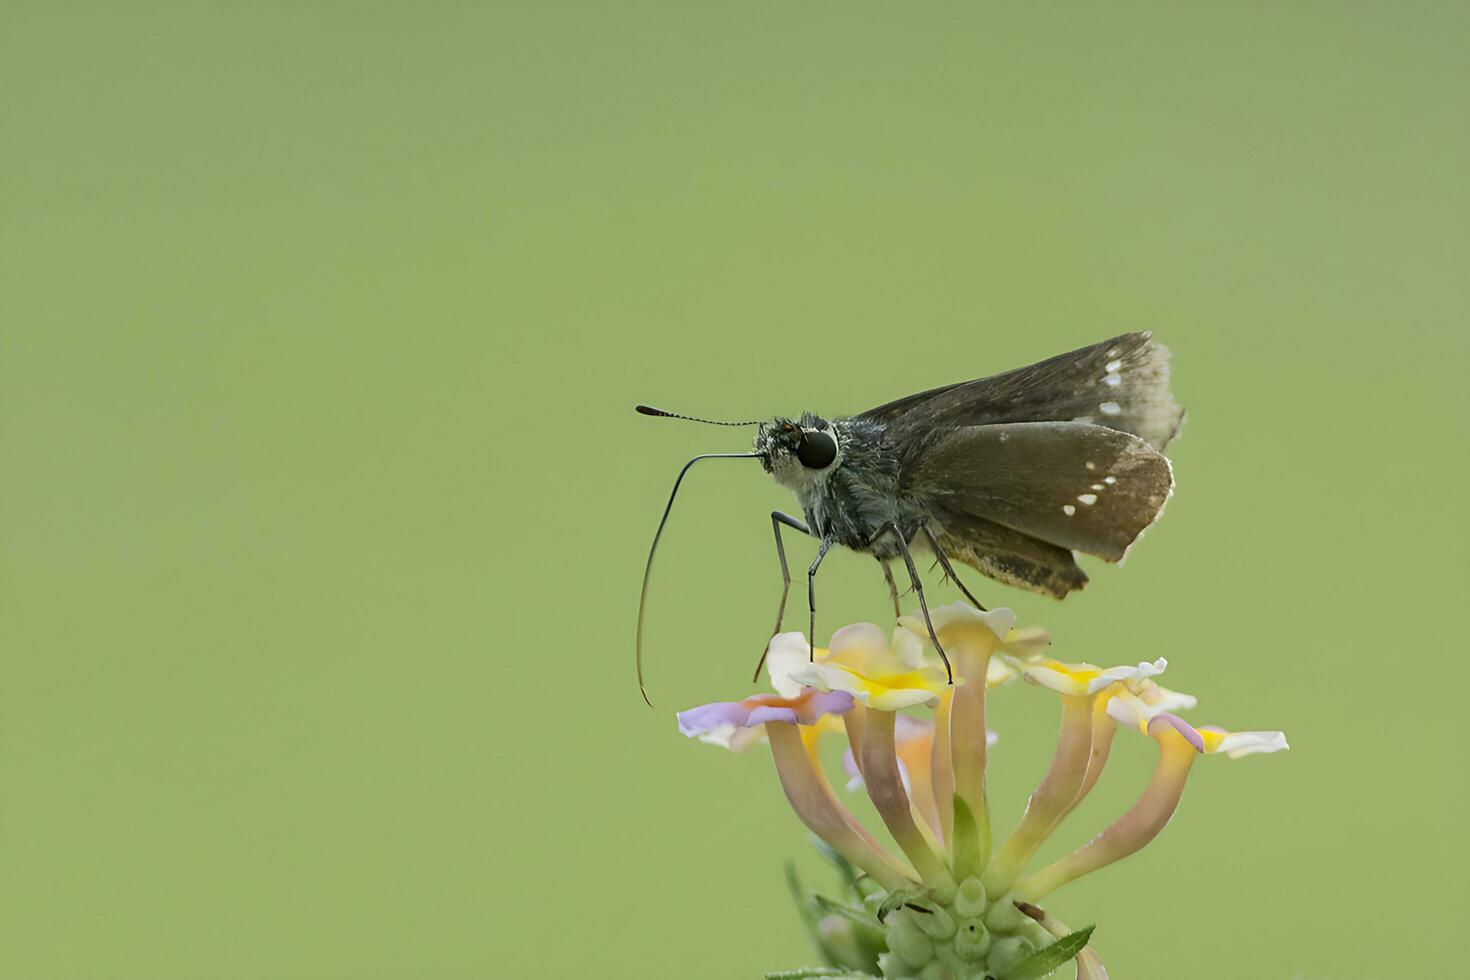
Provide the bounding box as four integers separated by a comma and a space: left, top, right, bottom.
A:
787, 623, 956, 888
983, 657, 1168, 893
1014, 712, 1288, 901
898, 603, 1016, 870
842, 714, 998, 841
678, 687, 916, 891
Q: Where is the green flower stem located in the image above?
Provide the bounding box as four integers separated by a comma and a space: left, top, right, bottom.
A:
858, 709, 957, 891
765, 721, 916, 892
984, 694, 1095, 894
931, 688, 956, 848
1013, 727, 1198, 901
949, 644, 992, 867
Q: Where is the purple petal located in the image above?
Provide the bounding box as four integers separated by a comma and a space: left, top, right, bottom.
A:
676, 689, 854, 738
841, 746, 862, 788
800, 689, 856, 722
1147, 712, 1207, 753
746, 704, 801, 726
677, 701, 750, 737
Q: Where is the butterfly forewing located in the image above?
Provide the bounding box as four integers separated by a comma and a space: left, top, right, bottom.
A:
859, 331, 1184, 454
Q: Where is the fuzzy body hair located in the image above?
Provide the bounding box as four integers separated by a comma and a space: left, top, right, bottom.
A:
759, 413, 930, 558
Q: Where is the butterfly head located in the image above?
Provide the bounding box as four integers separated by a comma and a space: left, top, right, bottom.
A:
756, 414, 840, 488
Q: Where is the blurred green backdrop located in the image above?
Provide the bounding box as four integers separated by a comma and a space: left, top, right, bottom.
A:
2, 2, 1466, 977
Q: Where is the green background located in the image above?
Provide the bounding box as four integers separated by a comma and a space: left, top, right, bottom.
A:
2, 3, 1465, 977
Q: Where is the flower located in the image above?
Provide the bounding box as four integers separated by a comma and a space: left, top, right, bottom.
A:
672, 605, 1288, 979
999, 624, 1053, 659
894, 602, 1018, 870
898, 602, 1017, 658
840, 715, 999, 839
982, 655, 1183, 895
1136, 710, 1290, 758
1009, 655, 1168, 696
1013, 709, 1288, 903
677, 688, 855, 741
782, 623, 955, 710
1101, 677, 1198, 732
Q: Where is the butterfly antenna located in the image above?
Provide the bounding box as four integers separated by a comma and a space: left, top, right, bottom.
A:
636, 405, 761, 427
636, 451, 762, 705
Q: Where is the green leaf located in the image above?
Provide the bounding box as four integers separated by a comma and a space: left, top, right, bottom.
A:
785, 861, 840, 968
811, 893, 882, 930
873, 887, 924, 922
952, 796, 982, 880
809, 835, 858, 890
996, 926, 1096, 980
763, 969, 877, 979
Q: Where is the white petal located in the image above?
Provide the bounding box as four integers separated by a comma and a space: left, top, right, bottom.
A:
892, 627, 927, 669
986, 658, 1019, 688
828, 622, 889, 659
1015, 659, 1092, 695
695, 723, 740, 749
1214, 730, 1290, 759
1105, 682, 1195, 730
1085, 658, 1168, 695
785, 661, 861, 696
1000, 626, 1052, 660
1143, 683, 1197, 713
1106, 694, 1147, 728
864, 687, 942, 711
766, 632, 813, 698
899, 603, 1016, 643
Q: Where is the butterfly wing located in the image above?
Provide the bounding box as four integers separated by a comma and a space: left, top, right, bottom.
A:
859, 331, 1184, 454
929, 509, 1091, 600
912, 420, 1173, 568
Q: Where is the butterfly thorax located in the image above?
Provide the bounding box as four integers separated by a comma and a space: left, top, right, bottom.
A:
762, 415, 926, 555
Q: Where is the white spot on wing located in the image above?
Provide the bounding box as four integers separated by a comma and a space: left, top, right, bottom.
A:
1105, 359, 1123, 373
1062, 504, 1077, 516
1099, 401, 1121, 416
1104, 373, 1122, 387
1091, 483, 1105, 491
1077, 493, 1098, 505
1104, 476, 1117, 485
1085, 461, 1097, 471
1107, 347, 1121, 358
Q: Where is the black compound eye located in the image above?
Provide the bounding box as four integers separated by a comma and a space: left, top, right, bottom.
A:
796, 430, 837, 469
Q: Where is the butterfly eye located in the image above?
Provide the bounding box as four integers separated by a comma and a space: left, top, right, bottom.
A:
796, 430, 837, 469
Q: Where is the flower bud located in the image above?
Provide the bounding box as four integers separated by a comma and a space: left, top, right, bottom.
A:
987, 935, 1035, 973
953, 876, 988, 918
952, 918, 991, 961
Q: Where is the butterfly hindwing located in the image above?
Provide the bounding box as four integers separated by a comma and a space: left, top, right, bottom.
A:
910, 421, 1174, 563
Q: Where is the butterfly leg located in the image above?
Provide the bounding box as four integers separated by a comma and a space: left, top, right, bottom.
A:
868, 523, 954, 684
807, 538, 833, 663
879, 560, 902, 618
919, 524, 988, 611
751, 511, 813, 682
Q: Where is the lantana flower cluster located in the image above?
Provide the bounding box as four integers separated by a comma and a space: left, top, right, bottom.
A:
678, 604, 1286, 979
